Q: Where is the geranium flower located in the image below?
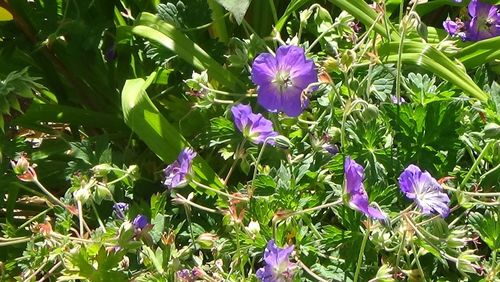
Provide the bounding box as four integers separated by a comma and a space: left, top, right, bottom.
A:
113, 202, 129, 220
398, 165, 450, 217
231, 104, 278, 145
132, 214, 148, 230
163, 148, 196, 189
256, 240, 296, 282
251, 45, 317, 117
443, 0, 499, 41
344, 157, 387, 220
466, 0, 500, 41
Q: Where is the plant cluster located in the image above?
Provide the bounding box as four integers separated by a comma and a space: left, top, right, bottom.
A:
0, 0, 499, 281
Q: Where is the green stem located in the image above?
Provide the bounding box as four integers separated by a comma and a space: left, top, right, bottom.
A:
17, 208, 53, 231
33, 179, 67, 209
444, 184, 500, 197
235, 223, 245, 279
90, 201, 106, 230
0, 237, 32, 246
250, 137, 272, 197
395, 230, 407, 271
411, 241, 427, 282
192, 180, 248, 201
354, 223, 371, 282
268, 0, 278, 24
282, 198, 342, 220
175, 194, 218, 213
459, 140, 493, 190
199, 84, 255, 97
224, 139, 247, 185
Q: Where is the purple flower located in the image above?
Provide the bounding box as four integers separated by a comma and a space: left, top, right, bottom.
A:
113, 202, 129, 220
256, 240, 296, 282
251, 45, 317, 117
132, 214, 149, 230
390, 95, 406, 105
176, 269, 196, 282
322, 143, 339, 155
344, 157, 387, 220
231, 104, 278, 145
163, 148, 196, 189
443, 0, 499, 41
443, 18, 459, 35
398, 165, 450, 217
466, 0, 500, 41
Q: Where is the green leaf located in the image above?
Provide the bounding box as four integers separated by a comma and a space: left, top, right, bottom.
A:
275, 0, 311, 32
12, 104, 127, 131
469, 210, 500, 251
121, 74, 223, 188
454, 36, 500, 69
132, 13, 244, 91
327, 0, 392, 39
379, 41, 489, 101
214, 0, 250, 25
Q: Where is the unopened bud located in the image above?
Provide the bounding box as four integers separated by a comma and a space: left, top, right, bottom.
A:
362, 104, 379, 122
245, 220, 261, 236
197, 233, 218, 249
92, 164, 112, 177
73, 188, 91, 203
483, 123, 500, 139
456, 250, 481, 275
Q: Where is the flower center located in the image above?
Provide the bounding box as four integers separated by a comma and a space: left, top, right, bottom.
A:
272, 70, 293, 93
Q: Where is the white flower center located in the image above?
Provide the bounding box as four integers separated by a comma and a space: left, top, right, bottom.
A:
272, 70, 293, 93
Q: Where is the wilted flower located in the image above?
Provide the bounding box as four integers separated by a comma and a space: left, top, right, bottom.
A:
443, 0, 499, 41
113, 202, 129, 220
163, 148, 196, 189
398, 165, 450, 217
132, 214, 149, 230
251, 45, 317, 117
344, 157, 387, 220
231, 104, 278, 145
256, 240, 296, 282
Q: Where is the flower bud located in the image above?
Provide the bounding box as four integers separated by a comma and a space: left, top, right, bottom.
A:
197, 233, 218, 249
273, 135, 291, 149
362, 104, 379, 122
483, 123, 500, 139
323, 57, 340, 73
456, 250, 481, 275
91, 164, 112, 177
10, 155, 37, 182
73, 188, 91, 203
245, 220, 261, 236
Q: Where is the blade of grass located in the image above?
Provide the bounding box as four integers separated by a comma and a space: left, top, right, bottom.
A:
327, 0, 393, 39
133, 12, 244, 91
454, 36, 500, 69
379, 41, 489, 101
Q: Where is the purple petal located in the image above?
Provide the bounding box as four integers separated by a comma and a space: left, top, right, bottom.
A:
468, 0, 490, 18
280, 87, 304, 117
231, 104, 252, 132
443, 19, 458, 35
275, 46, 307, 72
252, 53, 278, 86
132, 214, 148, 229
344, 157, 365, 194
290, 60, 317, 90
398, 165, 450, 217
257, 83, 281, 113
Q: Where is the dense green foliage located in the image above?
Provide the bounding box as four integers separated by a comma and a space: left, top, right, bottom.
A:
0, 0, 499, 281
